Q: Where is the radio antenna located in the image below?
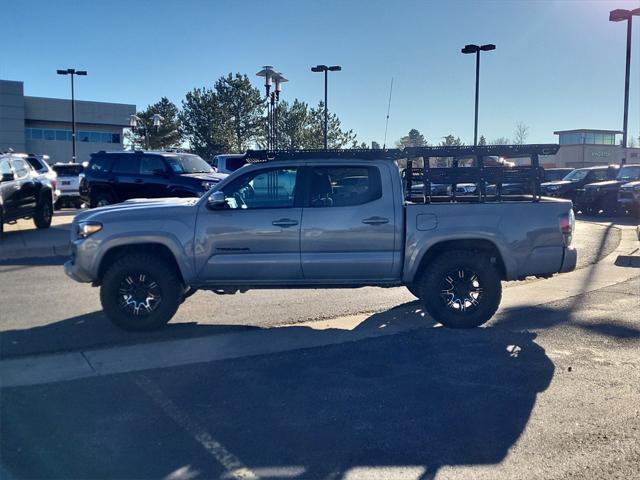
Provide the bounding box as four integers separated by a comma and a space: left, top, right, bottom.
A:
382, 77, 394, 149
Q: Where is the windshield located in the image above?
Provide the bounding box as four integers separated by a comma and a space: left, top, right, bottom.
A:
616, 166, 640, 182
563, 169, 588, 182
166, 154, 213, 174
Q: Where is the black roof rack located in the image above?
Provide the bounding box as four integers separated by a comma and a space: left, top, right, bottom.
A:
244, 148, 402, 162
403, 144, 560, 158
243, 144, 559, 162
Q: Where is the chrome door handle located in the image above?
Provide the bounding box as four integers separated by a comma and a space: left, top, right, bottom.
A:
362, 216, 389, 225
272, 218, 299, 228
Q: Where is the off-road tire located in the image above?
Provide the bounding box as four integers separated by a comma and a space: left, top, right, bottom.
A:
91, 193, 114, 209
100, 253, 183, 331
418, 249, 502, 329
33, 195, 53, 229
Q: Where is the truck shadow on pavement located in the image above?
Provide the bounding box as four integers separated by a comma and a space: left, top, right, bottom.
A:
2, 304, 556, 480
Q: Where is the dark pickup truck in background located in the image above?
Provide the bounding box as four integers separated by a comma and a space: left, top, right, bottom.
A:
542, 165, 619, 204
575, 164, 640, 214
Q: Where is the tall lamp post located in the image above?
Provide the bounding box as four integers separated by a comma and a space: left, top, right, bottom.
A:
311, 65, 341, 149
256, 66, 287, 150
56, 68, 87, 163
609, 7, 640, 165
272, 72, 288, 150
461, 44, 495, 146
129, 113, 163, 150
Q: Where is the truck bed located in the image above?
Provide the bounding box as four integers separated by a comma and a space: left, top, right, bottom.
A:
403, 197, 575, 282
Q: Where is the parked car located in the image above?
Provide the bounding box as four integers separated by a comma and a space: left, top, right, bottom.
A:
542, 165, 619, 203
575, 164, 640, 214
210, 154, 247, 175
617, 180, 640, 218
80, 150, 226, 208
66, 147, 576, 331
53, 163, 85, 209
543, 168, 574, 182
25, 154, 59, 204
0, 152, 54, 234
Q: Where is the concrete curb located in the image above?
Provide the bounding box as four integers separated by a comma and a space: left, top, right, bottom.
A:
0, 213, 73, 260
0, 243, 70, 261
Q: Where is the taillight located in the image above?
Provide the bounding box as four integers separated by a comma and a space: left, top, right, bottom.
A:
51, 179, 58, 190
559, 210, 574, 246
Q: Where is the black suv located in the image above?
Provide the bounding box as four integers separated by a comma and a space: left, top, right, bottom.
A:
80, 151, 226, 208
542, 165, 619, 203
0, 153, 54, 234
575, 164, 640, 214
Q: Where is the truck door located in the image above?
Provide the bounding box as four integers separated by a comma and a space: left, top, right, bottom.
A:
195, 165, 303, 283
300, 164, 398, 281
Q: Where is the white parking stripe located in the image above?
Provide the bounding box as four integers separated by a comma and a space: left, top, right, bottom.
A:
134, 374, 258, 480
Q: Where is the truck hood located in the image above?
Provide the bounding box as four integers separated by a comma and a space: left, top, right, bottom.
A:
180, 172, 227, 182
74, 197, 198, 223
585, 180, 624, 190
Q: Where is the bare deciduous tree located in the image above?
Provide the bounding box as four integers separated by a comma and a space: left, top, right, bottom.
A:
513, 122, 530, 145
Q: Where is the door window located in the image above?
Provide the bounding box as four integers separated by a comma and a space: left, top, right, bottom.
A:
308, 166, 382, 207
1, 160, 12, 177
111, 156, 140, 175
11, 159, 30, 178
140, 156, 166, 175
591, 169, 608, 181
221, 167, 298, 209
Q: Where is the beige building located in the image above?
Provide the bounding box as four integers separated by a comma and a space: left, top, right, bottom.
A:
541, 129, 640, 167
0, 79, 135, 164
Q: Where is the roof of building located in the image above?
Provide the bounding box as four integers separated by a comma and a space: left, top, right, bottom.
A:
553, 129, 623, 135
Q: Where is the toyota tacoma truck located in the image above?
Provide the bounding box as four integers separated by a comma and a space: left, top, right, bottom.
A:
65, 146, 577, 331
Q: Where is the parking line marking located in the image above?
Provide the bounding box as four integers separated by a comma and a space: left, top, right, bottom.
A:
134, 374, 258, 480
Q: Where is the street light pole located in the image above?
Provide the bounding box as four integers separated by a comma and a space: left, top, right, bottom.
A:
257, 66, 287, 151
56, 68, 87, 163
461, 44, 495, 146
311, 65, 342, 149
609, 8, 640, 165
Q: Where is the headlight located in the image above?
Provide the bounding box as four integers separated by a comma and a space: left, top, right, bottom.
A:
547, 185, 560, 191
78, 221, 102, 238
201, 181, 216, 191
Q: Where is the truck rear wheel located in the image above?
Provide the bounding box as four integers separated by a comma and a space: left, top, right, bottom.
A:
100, 253, 183, 331
418, 250, 502, 329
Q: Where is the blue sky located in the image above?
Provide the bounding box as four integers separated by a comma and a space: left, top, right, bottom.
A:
2, 0, 639, 146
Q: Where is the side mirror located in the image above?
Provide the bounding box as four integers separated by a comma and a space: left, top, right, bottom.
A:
1, 172, 15, 182
206, 191, 226, 209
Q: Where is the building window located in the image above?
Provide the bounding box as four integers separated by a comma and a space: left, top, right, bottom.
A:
25, 127, 121, 144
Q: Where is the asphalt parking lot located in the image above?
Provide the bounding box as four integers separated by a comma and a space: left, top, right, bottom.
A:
0, 214, 638, 479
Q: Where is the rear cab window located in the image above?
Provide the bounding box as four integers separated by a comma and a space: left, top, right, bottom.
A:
307, 166, 382, 207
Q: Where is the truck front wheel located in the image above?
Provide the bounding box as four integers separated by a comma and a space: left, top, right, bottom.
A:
419, 250, 502, 329
100, 253, 183, 331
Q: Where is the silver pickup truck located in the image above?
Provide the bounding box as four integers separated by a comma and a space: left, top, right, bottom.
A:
65, 146, 576, 331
